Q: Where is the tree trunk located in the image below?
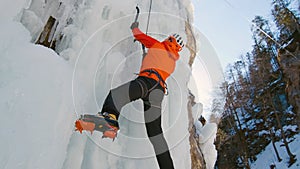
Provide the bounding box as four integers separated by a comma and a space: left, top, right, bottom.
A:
36, 16, 58, 50
274, 110, 296, 164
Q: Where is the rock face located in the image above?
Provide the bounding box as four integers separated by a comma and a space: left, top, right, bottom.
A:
185, 16, 206, 168
277, 29, 300, 127
187, 93, 206, 169
185, 21, 197, 67
35, 16, 58, 49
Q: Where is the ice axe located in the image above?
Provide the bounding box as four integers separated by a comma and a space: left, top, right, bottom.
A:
134, 6, 140, 23
133, 6, 140, 43
133, 6, 147, 57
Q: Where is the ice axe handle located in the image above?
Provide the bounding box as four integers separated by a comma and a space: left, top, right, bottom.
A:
133, 6, 140, 43
134, 6, 140, 22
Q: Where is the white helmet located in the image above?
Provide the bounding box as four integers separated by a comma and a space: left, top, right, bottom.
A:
172, 33, 184, 48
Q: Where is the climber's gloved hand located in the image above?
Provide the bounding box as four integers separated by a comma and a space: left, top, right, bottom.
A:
130, 22, 139, 30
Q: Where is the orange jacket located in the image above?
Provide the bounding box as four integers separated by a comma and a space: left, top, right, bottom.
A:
132, 28, 181, 85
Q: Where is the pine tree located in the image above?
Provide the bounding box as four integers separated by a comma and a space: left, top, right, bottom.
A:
216, 1, 299, 167
272, 0, 300, 43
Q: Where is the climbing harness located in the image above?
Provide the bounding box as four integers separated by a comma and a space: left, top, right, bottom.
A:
140, 69, 169, 95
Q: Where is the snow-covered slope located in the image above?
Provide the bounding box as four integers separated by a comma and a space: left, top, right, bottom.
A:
251, 134, 300, 169
1, 0, 196, 169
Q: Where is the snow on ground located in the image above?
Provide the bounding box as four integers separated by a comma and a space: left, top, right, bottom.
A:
251, 134, 300, 169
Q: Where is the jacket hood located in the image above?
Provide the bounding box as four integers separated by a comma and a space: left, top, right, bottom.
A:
162, 40, 180, 61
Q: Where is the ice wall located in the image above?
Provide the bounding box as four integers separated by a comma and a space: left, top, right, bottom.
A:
1, 0, 197, 168
0, 21, 74, 169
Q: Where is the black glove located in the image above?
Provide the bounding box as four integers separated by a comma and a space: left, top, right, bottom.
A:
130, 22, 139, 30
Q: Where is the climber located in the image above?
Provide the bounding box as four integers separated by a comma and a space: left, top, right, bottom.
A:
75, 20, 184, 169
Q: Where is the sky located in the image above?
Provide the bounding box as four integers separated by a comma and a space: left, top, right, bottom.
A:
193, 0, 273, 69
189, 0, 273, 115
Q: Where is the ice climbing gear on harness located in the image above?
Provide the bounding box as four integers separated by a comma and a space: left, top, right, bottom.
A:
140, 69, 169, 95
136, 78, 149, 98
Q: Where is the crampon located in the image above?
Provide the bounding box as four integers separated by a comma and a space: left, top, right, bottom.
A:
75, 114, 119, 140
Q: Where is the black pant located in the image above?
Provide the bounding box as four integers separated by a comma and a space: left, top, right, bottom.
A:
101, 76, 175, 169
